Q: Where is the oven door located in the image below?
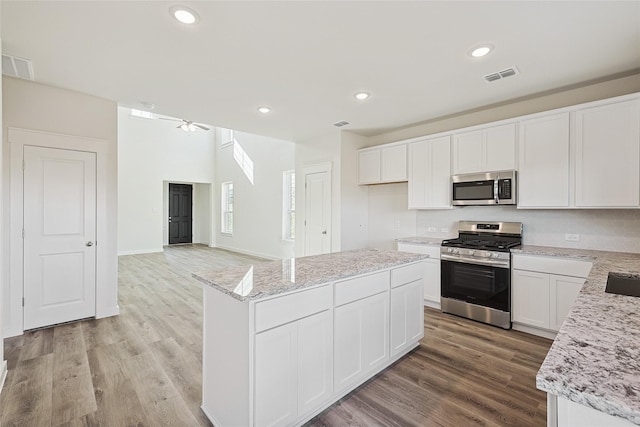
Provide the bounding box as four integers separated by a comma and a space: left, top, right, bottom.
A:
441, 259, 510, 312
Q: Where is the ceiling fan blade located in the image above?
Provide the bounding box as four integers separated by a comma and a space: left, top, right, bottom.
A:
194, 124, 210, 131
176, 124, 183, 129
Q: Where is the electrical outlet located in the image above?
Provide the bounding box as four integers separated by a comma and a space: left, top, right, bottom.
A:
565, 233, 580, 242
427, 227, 437, 233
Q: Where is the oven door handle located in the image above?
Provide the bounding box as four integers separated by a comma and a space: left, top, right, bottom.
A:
441, 253, 510, 268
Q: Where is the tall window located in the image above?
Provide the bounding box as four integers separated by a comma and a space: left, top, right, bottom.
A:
283, 171, 295, 240
222, 182, 234, 234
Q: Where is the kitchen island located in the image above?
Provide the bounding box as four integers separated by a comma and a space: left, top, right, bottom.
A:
515, 246, 640, 426
193, 248, 428, 427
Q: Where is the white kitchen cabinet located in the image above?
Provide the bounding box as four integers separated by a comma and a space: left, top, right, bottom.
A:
453, 123, 516, 174
512, 254, 591, 337
518, 113, 570, 208
396, 242, 441, 308
408, 136, 451, 209
549, 275, 585, 331
334, 292, 388, 393
390, 279, 424, 357
358, 143, 407, 185
575, 99, 640, 207
254, 309, 333, 426
512, 270, 550, 329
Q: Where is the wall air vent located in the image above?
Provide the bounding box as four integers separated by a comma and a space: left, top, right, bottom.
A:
484, 66, 519, 83
2, 54, 35, 80
333, 120, 350, 127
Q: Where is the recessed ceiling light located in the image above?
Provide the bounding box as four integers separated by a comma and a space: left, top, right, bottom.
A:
354, 92, 370, 100
470, 45, 493, 58
257, 106, 271, 114
170, 6, 199, 24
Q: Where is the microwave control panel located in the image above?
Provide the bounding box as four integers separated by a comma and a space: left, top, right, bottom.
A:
498, 179, 512, 199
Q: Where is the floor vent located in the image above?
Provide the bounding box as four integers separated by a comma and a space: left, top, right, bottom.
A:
2, 54, 35, 80
484, 66, 519, 83
333, 120, 350, 127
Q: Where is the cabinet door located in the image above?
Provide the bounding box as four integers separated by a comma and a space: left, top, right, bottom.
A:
430, 136, 452, 208
549, 275, 584, 331
484, 123, 516, 172
334, 292, 389, 393
297, 310, 333, 416
358, 149, 381, 184
453, 130, 483, 174
408, 140, 429, 209
381, 144, 407, 182
511, 270, 550, 329
390, 280, 424, 357
254, 323, 298, 427
575, 99, 640, 207
518, 113, 570, 207
423, 259, 441, 305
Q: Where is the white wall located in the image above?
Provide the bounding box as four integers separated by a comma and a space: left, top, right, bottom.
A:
117, 107, 216, 255
295, 131, 342, 257
215, 129, 295, 260
2, 76, 118, 337
0, 10, 6, 390
339, 131, 370, 251
368, 183, 417, 250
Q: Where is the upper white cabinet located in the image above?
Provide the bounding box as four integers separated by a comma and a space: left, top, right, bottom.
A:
518, 113, 571, 208
408, 136, 451, 209
453, 123, 516, 174
574, 99, 640, 208
358, 143, 407, 185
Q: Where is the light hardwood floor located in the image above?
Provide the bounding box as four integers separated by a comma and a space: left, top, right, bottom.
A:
1, 245, 552, 426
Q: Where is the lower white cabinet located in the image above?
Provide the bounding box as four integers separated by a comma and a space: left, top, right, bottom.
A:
390, 279, 424, 357
396, 243, 441, 308
551, 395, 637, 427
512, 254, 591, 337
334, 292, 388, 393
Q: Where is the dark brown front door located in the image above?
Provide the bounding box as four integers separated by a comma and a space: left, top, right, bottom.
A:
169, 183, 193, 244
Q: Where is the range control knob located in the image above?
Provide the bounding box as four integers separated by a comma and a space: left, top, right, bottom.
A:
447, 248, 454, 253
491, 253, 500, 258
468, 250, 475, 256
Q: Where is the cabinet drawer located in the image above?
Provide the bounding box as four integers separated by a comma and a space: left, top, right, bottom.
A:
255, 285, 332, 333
397, 243, 441, 259
335, 271, 389, 306
391, 262, 425, 288
513, 254, 592, 278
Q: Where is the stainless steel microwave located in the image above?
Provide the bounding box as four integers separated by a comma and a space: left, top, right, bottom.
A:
451, 170, 517, 206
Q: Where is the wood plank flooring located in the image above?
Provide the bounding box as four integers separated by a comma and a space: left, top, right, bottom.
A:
1, 244, 552, 426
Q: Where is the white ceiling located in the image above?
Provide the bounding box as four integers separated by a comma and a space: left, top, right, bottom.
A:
2, 1, 640, 142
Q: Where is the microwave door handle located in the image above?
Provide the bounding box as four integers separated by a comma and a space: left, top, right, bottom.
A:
494, 177, 500, 203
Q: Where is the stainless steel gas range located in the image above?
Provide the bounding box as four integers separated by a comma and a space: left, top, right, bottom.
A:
440, 221, 522, 329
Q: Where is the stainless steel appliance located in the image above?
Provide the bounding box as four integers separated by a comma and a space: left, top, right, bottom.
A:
440, 221, 522, 329
451, 170, 517, 206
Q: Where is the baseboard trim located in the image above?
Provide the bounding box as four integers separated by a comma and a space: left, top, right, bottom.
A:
212, 244, 279, 261
512, 322, 557, 340
117, 248, 164, 256
0, 360, 7, 394
96, 305, 120, 319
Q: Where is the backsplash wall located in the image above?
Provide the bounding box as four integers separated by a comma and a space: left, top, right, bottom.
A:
415, 207, 640, 253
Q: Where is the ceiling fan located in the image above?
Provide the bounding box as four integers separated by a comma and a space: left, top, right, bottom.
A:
159, 117, 210, 132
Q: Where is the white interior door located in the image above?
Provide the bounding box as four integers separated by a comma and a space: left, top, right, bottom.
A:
23, 145, 97, 330
304, 168, 331, 256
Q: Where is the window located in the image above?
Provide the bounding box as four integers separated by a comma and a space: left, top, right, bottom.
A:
283, 170, 295, 240
130, 108, 155, 119
220, 128, 234, 147
221, 182, 234, 234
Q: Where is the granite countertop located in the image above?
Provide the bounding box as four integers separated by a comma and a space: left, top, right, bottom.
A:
396, 236, 450, 246
192, 248, 428, 302
516, 245, 640, 425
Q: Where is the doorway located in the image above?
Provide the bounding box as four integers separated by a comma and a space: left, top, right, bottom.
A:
303, 163, 332, 256
168, 183, 193, 244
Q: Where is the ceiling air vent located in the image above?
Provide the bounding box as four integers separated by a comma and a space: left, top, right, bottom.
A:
333, 120, 350, 127
2, 54, 35, 80
484, 66, 519, 83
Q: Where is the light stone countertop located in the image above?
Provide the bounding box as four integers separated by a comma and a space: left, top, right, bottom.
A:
192, 248, 428, 302
396, 236, 451, 246
515, 245, 640, 425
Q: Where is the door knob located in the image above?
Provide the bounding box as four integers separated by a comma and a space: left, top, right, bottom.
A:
321, 230, 327, 235
86, 241, 94, 247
